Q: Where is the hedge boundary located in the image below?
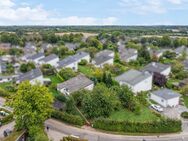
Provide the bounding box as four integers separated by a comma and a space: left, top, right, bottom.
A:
51, 110, 84, 126
93, 118, 181, 133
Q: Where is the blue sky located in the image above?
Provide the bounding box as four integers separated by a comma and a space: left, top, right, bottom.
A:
0, 0, 188, 25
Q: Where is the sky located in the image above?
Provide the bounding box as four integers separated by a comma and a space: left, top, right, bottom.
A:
0, 0, 188, 25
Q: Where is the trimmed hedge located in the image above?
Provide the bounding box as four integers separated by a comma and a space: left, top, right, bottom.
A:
0, 114, 13, 124
181, 112, 188, 119
93, 118, 181, 133
52, 110, 84, 126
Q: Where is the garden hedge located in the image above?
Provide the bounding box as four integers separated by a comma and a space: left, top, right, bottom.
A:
52, 110, 84, 126
181, 112, 188, 119
93, 118, 181, 133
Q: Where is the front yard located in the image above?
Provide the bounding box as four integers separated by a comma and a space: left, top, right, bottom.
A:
109, 107, 161, 122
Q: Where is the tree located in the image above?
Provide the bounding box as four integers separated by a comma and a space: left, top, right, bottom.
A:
118, 86, 139, 112
160, 36, 171, 47
10, 81, 53, 136
9, 48, 23, 56
59, 68, 77, 80
41, 64, 54, 76
82, 84, 120, 118
20, 62, 36, 73
6, 63, 14, 74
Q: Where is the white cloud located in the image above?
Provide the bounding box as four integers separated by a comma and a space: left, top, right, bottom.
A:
167, 0, 183, 4
0, 0, 118, 25
119, 0, 186, 15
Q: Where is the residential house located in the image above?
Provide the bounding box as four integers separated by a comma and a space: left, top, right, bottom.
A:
174, 46, 188, 58
22, 42, 37, 60
57, 74, 94, 95
39, 54, 59, 67
0, 59, 6, 73
150, 88, 181, 107
183, 59, 188, 70
92, 50, 114, 68
118, 46, 138, 62
16, 68, 44, 85
115, 69, 153, 93
26, 53, 45, 64
143, 62, 171, 77
149, 49, 164, 59
57, 52, 90, 71
0, 75, 17, 83
40, 43, 53, 53
65, 43, 80, 51
0, 43, 11, 50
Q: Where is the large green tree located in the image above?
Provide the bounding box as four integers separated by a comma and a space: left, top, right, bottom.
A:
11, 81, 53, 134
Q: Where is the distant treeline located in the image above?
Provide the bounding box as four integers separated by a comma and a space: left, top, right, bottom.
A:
0, 26, 188, 36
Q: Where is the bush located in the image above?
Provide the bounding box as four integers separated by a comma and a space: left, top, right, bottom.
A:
52, 110, 84, 126
0, 88, 10, 97
56, 94, 67, 103
62, 136, 88, 141
78, 59, 88, 66
93, 118, 181, 133
181, 112, 188, 119
0, 114, 13, 124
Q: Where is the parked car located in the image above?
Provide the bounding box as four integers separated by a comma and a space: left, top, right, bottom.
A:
151, 104, 164, 112
3, 129, 12, 137
0, 111, 9, 116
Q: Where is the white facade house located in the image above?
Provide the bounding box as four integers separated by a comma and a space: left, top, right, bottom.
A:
118, 45, 138, 63
57, 52, 90, 71
57, 74, 94, 95
26, 53, 45, 64
16, 68, 44, 85
150, 89, 181, 107
115, 69, 153, 93
143, 62, 171, 77
92, 50, 114, 68
38, 54, 59, 67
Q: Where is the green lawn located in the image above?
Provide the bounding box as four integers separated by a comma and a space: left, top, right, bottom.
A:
3, 131, 23, 141
78, 65, 94, 77
0, 82, 12, 89
45, 75, 63, 97
46, 75, 63, 84
183, 96, 188, 108
109, 107, 161, 122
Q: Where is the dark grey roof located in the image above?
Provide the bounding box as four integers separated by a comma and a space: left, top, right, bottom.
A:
143, 62, 170, 74
57, 74, 93, 94
151, 88, 181, 100
27, 53, 45, 60
174, 46, 188, 55
58, 52, 89, 67
65, 43, 79, 50
39, 54, 58, 63
119, 47, 137, 61
16, 68, 42, 82
93, 55, 113, 65
93, 50, 114, 65
41, 43, 52, 49
183, 60, 188, 70
96, 50, 114, 57
115, 69, 152, 86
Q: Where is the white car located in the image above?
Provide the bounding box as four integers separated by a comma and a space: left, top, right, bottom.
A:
151, 104, 164, 112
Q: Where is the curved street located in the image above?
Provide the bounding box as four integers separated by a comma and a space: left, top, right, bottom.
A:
45, 119, 188, 141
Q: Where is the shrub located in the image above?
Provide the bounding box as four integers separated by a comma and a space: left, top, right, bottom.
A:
0, 114, 13, 124
62, 136, 88, 141
93, 118, 181, 133
181, 112, 188, 119
51, 110, 84, 126
0, 88, 10, 97
78, 59, 88, 66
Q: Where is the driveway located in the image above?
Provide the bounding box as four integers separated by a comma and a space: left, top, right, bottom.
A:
162, 105, 188, 119
0, 121, 15, 139
45, 119, 188, 141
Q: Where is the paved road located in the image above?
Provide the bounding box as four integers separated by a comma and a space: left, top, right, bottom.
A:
45, 119, 188, 141
0, 121, 15, 139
